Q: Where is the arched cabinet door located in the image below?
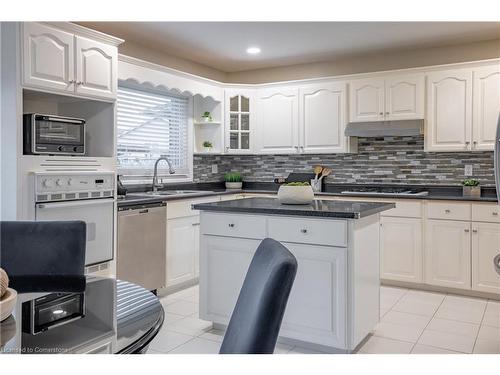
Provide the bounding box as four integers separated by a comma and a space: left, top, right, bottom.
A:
23, 23, 75, 92
299, 83, 348, 153
256, 88, 299, 154
426, 69, 473, 152
75, 36, 117, 99
472, 65, 500, 151
385, 75, 424, 120
349, 78, 384, 122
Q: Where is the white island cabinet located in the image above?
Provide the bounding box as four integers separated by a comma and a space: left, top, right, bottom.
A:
195, 198, 394, 352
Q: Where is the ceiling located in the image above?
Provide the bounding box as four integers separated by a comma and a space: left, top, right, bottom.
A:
80, 22, 500, 72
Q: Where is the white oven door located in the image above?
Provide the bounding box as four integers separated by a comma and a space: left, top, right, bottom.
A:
35, 198, 114, 266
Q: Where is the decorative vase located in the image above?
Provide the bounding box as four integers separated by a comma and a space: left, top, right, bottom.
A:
277, 185, 314, 205
225, 181, 242, 189
463, 186, 481, 198
204, 147, 212, 153
202, 117, 211, 123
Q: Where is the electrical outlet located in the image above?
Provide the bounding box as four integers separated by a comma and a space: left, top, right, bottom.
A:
211, 164, 218, 174
464, 164, 473, 177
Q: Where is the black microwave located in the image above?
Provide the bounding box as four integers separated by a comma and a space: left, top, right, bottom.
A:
23, 113, 86, 155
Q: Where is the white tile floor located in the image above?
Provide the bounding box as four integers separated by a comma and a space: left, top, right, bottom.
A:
148, 285, 500, 354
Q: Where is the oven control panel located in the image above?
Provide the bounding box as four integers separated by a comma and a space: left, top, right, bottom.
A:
34, 172, 115, 202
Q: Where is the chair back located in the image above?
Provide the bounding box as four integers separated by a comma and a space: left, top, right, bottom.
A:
219, 238, 297, 354
0, 221, 86, 291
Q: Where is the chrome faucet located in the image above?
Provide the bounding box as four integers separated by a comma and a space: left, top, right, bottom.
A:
152, 155, 175, 192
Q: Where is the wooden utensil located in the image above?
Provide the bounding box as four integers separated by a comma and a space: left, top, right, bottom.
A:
313, 165, 323, 181
319, 167, 332, 181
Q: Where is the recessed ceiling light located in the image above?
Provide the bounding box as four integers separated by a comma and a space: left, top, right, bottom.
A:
246, 47, 261, 55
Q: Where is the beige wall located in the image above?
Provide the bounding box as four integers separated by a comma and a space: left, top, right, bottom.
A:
226, 39, 500, 84
118, 40, 228, 82
109, 31, 499, 85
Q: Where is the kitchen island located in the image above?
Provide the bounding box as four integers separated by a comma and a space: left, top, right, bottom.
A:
193, 197, 395, 353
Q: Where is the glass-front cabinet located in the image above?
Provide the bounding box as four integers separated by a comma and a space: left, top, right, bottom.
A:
224, 90, 255, 153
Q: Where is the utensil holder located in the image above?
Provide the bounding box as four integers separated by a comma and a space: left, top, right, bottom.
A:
310, 179, 321, 192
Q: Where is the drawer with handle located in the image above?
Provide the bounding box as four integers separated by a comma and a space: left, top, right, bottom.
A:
268, 217, 347, 247
472, 203, 500, 223
201, 212, 266, 239
426, 201, 471, 221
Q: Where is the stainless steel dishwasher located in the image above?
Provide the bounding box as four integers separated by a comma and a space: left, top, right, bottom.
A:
117, 202, 166, 291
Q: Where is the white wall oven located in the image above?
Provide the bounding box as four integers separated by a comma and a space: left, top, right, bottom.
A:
33, 172, 115, 266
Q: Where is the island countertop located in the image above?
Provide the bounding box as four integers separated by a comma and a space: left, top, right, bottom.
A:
193, 197, 395, 219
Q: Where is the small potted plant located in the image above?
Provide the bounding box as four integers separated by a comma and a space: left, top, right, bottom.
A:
225, 172, 243, 189
202, 141, 213, 153
462, 178, 481, 198
277, 182, 314, 205
201, 111, 213, 122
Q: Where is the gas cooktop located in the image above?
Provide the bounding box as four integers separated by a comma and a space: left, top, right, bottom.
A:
340, 187, 429, 197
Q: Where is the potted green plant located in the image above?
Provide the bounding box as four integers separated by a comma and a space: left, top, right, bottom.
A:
225, 172, 243, 189
462, 178, 481, 198
277, 182, 314, 205
201, 111, 213, 122
202, 141, 213, 153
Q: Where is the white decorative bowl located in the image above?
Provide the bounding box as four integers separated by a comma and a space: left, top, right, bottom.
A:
0, 288, 17, 322
225, 182, 243, 189
278, 185, 314, 205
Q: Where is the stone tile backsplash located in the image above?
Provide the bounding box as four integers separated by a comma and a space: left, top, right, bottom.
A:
193, 136, 495, 186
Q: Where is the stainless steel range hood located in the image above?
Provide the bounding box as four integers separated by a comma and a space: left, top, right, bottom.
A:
345, 119, 424, 137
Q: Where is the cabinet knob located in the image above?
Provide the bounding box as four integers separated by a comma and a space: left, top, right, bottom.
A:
228, 223, 235, 228
379, 112, 383, 115
445, 209, 451, 213
472, 229, 478, 233
493, 212, 498, 216
300, 228, 307, 233
464, 228, 470, 233
385, 112, 390, 115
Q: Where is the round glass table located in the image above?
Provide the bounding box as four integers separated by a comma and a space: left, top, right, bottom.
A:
0, 277, 164, 354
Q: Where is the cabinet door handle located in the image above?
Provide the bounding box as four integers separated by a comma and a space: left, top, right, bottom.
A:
385, 112, 390, 115
192, 223, 200, 226
300, 228, 307, 233
464, 228, 470, 233
493, 212, 498, 216
228, 223, 235, 228
445, 209, 451, 213
472, 229, 478, 233
379, 112, 384, 115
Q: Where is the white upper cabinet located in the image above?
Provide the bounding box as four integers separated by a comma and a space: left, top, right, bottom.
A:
349, 75, 424, 122
349, 78, 385, 122
384, 75, 425, 120
23, 23, 75, 92
75, 36, 117, 99
299, 82, 349, 153
257, 87, 299, 154
426, 69, 473, 152
472, 64, 500, 151
224, 89, 256, 154
22, 23, 121, 100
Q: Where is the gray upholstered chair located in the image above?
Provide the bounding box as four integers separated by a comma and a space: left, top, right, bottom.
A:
219, 238, 298, 354
0, 221, 87, 292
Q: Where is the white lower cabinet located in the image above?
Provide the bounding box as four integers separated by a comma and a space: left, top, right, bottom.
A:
380, 216, 423, 283
166, 216, 197, 287
425, 219, 471, 290
472, 222, 500, 294
279, 242, 346, 348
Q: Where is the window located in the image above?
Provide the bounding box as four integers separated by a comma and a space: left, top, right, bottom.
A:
117, 86, 191, 182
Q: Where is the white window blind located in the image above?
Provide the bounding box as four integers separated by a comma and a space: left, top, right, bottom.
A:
117, 86, 190, 179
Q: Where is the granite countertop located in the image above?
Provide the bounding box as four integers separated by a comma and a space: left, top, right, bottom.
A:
117, 182, 498, 208
192, 197, 395, 219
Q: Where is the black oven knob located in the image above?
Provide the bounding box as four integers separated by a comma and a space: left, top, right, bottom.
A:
57, 146, 64, 152
73, 146, 79, 152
